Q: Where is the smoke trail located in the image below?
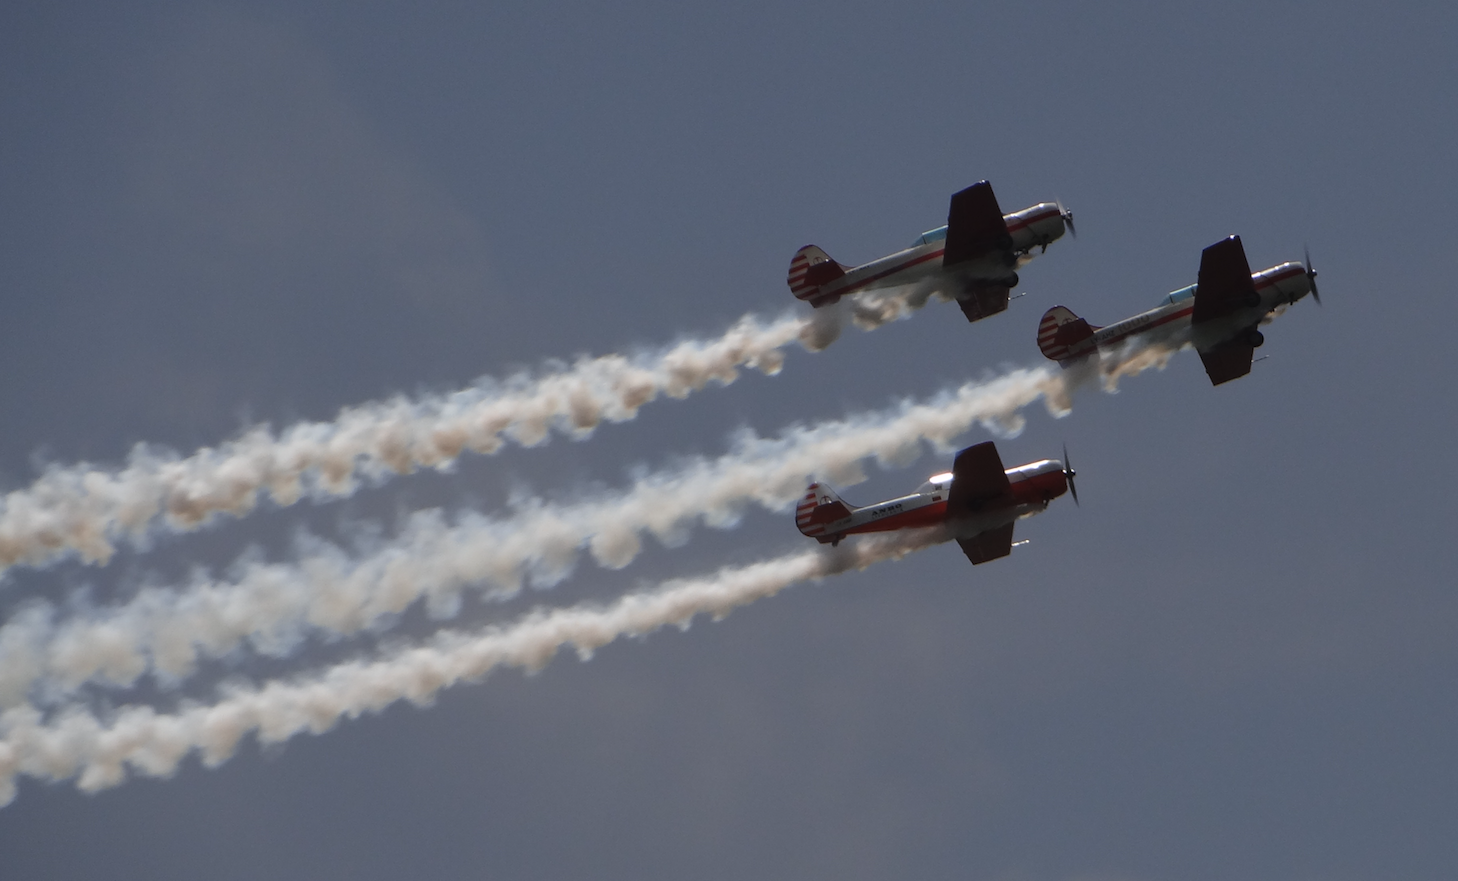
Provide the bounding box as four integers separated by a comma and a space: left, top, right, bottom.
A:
0, 308, 851, 577
0, 529, 945, 805
0, 342, 1179, 710
0, 364, 1066, 709
0, 275, 1044, 580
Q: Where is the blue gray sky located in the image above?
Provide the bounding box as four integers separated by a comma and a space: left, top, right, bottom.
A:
3, 3, 1457, 879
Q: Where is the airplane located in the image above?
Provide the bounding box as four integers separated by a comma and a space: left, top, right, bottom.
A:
1036, 235, 1320, 386
795, 441, 1077, 565
788, 181, 1075, 323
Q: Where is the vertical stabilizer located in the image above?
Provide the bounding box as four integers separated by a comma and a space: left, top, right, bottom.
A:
787, 245, 848, 306
1037, 306, 1098, 361
795, 482, 855, 541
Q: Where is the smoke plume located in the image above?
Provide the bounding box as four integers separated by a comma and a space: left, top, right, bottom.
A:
0, 365, 1068, 708
0, 529, 945, 804
0, 310, 839, 576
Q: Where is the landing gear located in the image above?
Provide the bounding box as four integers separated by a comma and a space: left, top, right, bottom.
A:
1244, 329, 1265, 348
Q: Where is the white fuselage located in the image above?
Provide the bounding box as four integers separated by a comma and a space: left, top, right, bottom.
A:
1066, 261, 1312, 359
815, 203, 1067, 302
797, 459, 1069, 542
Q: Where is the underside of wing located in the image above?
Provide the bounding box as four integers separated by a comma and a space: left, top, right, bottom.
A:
947, 441, 1012, 514
956, 287, 1011, 323
1193, 236, 1258, 324
957, 523, 1015, 565
943, 182, 1012, 268
1198, 344, 1255, 386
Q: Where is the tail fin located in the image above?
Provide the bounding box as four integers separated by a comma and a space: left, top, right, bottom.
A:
795, 482, 855, 542
788, 245, 848, 307
1037, 306, 1098, 361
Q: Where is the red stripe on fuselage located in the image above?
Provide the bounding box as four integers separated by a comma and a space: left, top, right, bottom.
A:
798, 206, 1063, 303
1078, 265, 1303, 352
841, 499, 950, 535
834, 469, 1067, 538
827, 248, 945, 297
1085, 305, 1192, 351
1254, 265, 1305, 289
1004, 207, 1060, 233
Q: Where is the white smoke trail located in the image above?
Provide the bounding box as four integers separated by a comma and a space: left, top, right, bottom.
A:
0, 307, 850, 577
0, 529, 946, 805
0, 364, 1067, 710
0, 275, 1022, 580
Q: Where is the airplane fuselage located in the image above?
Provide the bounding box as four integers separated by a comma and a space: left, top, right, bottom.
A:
1051, 261, 1312, 361
804, 202, 1067, 306
796, 458, 1068, 543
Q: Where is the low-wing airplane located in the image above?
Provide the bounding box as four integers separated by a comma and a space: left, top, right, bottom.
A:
795, 441, 1077, 565
1036, 235, 1320, 386
788, 181, 1074, 323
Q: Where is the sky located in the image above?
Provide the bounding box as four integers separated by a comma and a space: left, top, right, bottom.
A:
2, 2, 1457, 879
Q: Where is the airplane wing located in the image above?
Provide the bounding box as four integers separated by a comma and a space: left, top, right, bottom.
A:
943, 182, 1012, 268
1192, 235, 1258, 324
957, 523, 1015, 565
946, 441, 1012, 514
956, 287, 1011, 323
1199, 344, 1255, 385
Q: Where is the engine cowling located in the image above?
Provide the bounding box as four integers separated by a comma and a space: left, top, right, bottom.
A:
1252, 261, 1312, 305
1005, 202, 1067, 253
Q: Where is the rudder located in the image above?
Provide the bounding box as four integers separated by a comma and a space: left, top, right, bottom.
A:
1037, 306, 1098, 361
795, 482, 855, 542
788, 245, 847, 306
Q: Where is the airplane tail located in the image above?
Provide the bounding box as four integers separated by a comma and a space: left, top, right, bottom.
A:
787, 245, 848, 307
795, 481, 855, 542
1037, 306, 1098, 361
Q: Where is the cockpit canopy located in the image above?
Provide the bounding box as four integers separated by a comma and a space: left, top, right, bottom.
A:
914, 226, 949, 247
1161, 284, 1196, 307
915, 471, 954, 494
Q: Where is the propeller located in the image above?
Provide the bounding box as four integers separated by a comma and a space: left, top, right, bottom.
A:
1304, 244, 1321, 306
1062, 443, 1079, 506
1057, 200, 1076, 238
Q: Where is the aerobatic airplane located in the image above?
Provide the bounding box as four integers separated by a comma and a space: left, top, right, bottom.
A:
788, 181, 1074, 322
795, 441, 1077, 566
1036, 235, 1319, 385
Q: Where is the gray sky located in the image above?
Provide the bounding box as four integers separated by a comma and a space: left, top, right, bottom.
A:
3, 2, 1457, 879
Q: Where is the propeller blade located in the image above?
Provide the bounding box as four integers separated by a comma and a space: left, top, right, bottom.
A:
1062, 443, 1079, 506
1304, 244, 1321, 306
1058, 200, 1076, 238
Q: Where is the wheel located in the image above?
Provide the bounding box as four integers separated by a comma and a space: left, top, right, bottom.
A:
1245, 330, 1265, 348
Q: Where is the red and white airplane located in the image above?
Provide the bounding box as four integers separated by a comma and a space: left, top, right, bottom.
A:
788, 181, 1074, 323
1037, 235, 1320, 385
795, 441, 1077, 565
